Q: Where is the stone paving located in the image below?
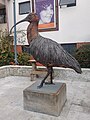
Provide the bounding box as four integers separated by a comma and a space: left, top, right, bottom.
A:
0, 74, 90, 120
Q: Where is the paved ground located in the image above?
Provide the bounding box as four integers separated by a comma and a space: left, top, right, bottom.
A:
0, 75, 90, 120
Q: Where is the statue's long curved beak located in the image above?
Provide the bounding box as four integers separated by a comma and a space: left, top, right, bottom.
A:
9, 18, 27, 34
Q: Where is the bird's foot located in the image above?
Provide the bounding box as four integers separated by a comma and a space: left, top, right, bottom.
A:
45, 82, 55, 85
37, 83, 43, 89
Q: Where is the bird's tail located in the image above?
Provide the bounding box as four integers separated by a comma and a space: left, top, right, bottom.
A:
63, 50, 82, 74
72, 63, 82, 74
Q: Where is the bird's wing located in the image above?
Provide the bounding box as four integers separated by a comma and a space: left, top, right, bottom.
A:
30, 36, 65, 65
30, 35, 81, 73
30, 36, 50, 65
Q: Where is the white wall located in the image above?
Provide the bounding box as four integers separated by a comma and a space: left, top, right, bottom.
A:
7, 0, 90, 44
8, 0, 31, 30
41, 0, 90, 43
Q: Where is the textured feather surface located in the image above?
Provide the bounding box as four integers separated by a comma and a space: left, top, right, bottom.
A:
29, 35, 82, 73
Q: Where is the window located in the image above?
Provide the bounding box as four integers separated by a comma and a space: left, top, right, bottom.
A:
59, 0, 76, 8
61, 43, 76, 55
0, 8, 6, 23
19, 1, 30, 15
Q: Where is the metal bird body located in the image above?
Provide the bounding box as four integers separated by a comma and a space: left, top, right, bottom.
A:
10, 13, 82, 88
30, 35, 81, 71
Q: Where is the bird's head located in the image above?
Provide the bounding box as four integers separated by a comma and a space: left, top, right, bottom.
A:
10, 12, 39, 34
24, 12, 39, 23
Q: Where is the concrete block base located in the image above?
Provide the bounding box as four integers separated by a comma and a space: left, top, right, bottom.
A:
23, 81, 67, 116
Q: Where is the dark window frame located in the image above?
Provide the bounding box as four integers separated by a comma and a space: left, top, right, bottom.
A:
59, 0, 76, 8
61, 43, 77, 55
0, 8, 6, 23
19, 1, 30, 15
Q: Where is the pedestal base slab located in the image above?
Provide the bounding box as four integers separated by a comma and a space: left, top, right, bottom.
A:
23, 81, 66, 116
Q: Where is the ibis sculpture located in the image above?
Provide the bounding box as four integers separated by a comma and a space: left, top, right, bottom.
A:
10, 13, 82, 88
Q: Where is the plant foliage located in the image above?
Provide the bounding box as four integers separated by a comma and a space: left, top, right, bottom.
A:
75, 44, 90, 68
0, 31, 31, 66
17, 52, 31, 66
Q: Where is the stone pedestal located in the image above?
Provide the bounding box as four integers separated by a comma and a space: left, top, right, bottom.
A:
23, 81, 67, 116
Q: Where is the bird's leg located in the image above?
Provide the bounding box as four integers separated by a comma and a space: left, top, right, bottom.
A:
45, 67, 54, 84
50, 67, 53, 84
37, 71, 50, 88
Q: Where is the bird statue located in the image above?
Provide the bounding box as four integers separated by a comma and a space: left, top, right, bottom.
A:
10, 13, 82, 88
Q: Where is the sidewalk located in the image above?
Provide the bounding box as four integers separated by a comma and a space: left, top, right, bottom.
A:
0, 75, 90, 120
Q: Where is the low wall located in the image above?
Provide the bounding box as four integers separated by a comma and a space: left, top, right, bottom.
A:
0, 65, 32, 78
0, 65, 90, 82
54, 67, 90, 82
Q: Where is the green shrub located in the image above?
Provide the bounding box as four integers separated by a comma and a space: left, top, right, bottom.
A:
0, 51, 31, 66
0, 31, 14, 66
0, 31, 31, 66
0, 51, 14, 66
75, 44, 90, 68
17, 52, 31, 66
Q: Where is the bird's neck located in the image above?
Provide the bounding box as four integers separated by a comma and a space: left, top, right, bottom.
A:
27, 22, 38, 44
